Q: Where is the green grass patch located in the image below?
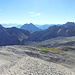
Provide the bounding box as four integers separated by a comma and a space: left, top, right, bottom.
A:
36, 46, 62, 53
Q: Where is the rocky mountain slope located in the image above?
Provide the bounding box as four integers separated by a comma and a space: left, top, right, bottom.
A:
24, 22, 75, 42
0, 45, 75, 75
25, 36, 75, 47
0, 25, 31, 46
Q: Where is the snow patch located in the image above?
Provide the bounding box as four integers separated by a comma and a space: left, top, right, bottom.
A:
57, 29, 62, 34
66, 30, 68, 33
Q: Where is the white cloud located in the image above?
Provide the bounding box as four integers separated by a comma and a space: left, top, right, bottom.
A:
29, 12, 41, 17
29, 12, 35, 14
36, 13, 41, 16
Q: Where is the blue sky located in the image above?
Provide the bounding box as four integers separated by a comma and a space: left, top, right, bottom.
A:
0, 0, 75, 25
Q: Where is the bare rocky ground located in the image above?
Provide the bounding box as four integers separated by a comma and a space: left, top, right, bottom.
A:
0, 45, 75, 75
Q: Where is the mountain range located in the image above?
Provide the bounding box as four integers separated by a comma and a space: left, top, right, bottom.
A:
0, 25, 31, 46
0, 22, 75, 46
23, 22, 75, 42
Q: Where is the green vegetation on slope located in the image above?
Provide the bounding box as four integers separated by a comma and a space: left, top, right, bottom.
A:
37, 46, 62, 53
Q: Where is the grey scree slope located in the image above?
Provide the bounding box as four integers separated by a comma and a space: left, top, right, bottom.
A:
0, 55, 74, 75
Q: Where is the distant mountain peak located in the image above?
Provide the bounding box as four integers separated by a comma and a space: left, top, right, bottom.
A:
29, 23, 33, 25
24, 23, 34, 26
20, 23, 41, 32
63, 22, 75, 28
65, 22, 75, 25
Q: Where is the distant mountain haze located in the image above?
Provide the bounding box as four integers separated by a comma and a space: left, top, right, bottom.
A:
36, 24, 51, 30
2, 24, 22, 28
36, 24, 61, 30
